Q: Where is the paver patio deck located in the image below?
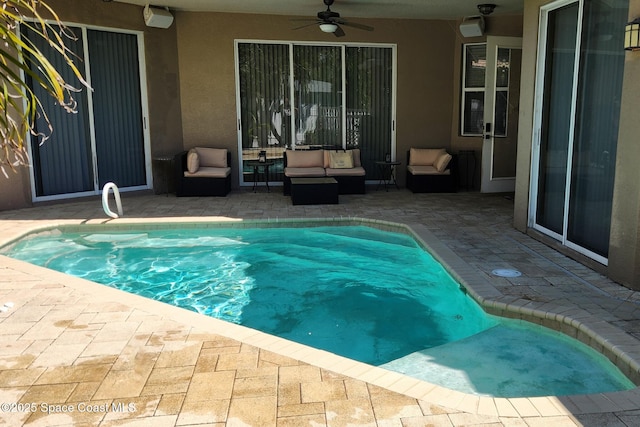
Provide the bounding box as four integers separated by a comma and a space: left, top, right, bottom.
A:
1, 188, 639, 426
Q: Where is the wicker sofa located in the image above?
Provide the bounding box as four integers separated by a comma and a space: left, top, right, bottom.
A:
283, 149, 366, 195
406, 148, 458, 193
174, 147, 231, 197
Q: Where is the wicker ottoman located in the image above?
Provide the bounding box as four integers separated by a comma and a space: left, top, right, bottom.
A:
290, 177, 339, 205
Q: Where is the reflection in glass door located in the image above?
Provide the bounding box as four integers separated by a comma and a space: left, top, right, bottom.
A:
531, 0, 628, 263
293, 45, 343, 148
236, 41, 395, 186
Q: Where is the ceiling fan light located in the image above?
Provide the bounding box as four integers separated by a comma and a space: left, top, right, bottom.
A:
320, 23, 338, 33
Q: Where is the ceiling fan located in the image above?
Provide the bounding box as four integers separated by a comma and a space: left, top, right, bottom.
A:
292, 0, 374, 37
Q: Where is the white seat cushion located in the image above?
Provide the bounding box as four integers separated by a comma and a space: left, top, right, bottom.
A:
325, 166, 365, 177
184, 167, 231, 178
407, 165, 451, 175
284, 167, 326, 177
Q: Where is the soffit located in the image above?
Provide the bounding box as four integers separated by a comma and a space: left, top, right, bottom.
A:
111, 0, 524, 20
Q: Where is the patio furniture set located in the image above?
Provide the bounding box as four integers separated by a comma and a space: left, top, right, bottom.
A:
173, 146, 458, 203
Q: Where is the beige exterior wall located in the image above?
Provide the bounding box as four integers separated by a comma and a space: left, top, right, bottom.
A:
514, 0, 546, 232
174, 12, 461, 189
609, 0, 640, 288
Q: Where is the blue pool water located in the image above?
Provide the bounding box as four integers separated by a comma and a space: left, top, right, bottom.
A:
3, 225, 635, 397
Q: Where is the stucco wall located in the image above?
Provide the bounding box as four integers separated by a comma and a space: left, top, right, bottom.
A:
174, 12, 457, 189
609, 0, 640, 289
513, 0, 545, 232
0, 0, 183, 210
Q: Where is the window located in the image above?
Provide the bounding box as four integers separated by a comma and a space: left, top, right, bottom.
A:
493, 48, 512, 138
461, 43, 512, 138
461, 43, 486, 136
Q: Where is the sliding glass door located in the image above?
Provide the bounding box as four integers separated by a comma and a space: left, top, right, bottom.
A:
23, 25, 150, 200
236, 41, 395, 186
530, 0, 628, 263
294, 45, 343, 149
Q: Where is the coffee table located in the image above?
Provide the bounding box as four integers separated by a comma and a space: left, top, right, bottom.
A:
290, 177, 339, 205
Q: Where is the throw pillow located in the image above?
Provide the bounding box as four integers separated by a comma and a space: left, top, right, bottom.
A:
187, 149, 199, 173
435, 152, 452, 172
329, 151, 354, 169
196, 148, 227, 168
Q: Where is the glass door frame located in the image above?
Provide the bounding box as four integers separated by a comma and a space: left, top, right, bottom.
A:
529, 0, 609, 265
234, 39, 397, 187
480, 36, 522, 193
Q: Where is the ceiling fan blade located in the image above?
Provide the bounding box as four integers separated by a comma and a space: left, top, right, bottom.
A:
339, 20, 374, 32
334, 25, 346, 37
292, 21, 321, 30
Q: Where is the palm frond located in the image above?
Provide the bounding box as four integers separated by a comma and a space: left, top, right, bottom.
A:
0, 0, 90, 174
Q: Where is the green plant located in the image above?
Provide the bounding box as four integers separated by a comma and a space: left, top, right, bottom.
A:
0, 0, 88, 177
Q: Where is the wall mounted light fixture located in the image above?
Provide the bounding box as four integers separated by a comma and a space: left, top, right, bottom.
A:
625, 18, 640, 51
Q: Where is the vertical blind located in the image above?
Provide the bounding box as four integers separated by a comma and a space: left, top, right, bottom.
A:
23, 25, 94, 196
238, 43, 290, 183
239, 43, 291, 149
346, 46, 393, 172
294, 45, 343, 148
88, 30, 146, 188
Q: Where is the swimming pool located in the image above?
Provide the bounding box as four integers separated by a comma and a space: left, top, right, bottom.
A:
2, 224, 634, 397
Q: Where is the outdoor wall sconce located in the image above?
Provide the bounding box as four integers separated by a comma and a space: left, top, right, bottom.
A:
625, 18, 640, 51
259, 150, 267, 163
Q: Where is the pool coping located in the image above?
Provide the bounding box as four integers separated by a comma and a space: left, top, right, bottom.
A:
2, 215, 640, 417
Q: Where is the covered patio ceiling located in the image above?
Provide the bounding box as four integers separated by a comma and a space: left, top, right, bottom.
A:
110, 0, 525, 20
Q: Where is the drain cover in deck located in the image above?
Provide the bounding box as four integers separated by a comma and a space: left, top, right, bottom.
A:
491, 269, 522, 278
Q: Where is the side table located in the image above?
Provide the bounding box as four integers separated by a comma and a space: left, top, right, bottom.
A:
375, 161, 401, 191
246, 160, 274, 192
153, 155, 174, 196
